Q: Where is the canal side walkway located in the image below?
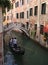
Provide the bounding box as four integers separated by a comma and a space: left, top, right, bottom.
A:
19, 27, 48, 49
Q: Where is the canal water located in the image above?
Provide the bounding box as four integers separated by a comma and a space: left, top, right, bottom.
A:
11, 31, 48, 65
4, 31, 48, 65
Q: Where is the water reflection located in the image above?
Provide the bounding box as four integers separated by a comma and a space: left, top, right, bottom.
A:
4, 51, 18, 65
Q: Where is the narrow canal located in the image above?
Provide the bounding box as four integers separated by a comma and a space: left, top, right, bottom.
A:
11, 31, 48, 65
4, 31, 48, 65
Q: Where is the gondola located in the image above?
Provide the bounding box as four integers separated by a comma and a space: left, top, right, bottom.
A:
9, 43, 25, 55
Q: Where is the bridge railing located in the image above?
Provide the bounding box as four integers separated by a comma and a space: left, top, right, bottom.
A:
20, 27, 29, 36
3, 23, 14, 32
3, 22, 29, 36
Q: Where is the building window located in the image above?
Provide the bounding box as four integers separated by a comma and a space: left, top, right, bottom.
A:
34, 24, 37, 30
30, 8, 33, 16
20, 0, 21, 6
20, 0, 21, 2
41, 3, 46, 14
7, 8, 9, 12
20, 12, 24, 18
27, 11, 29, 18
15, 3, 16, 7
16, 13, 19, 19
34, 6, 38, 15
22, 0, 24, 5
11, 4, 13, 9
40, 25, 44, 34
7, 16, 9, 20
27, 0, 29, 4
3, 16, 6, 21
22, 12, 24, 18
15, 2, 19, 8
20, 13, 22, 18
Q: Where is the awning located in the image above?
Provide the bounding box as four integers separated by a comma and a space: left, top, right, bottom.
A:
43, 25, 48, 33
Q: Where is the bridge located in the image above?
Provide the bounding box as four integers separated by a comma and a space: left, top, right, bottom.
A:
3, 23, 14, 32
20, 27, 29, 37
3, 23, 30, 37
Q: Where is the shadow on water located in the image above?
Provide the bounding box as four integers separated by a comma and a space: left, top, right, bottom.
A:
4, 51, 18, 65
13, 54, 24, 65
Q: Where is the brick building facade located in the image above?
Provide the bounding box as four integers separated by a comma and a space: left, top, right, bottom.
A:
4, 0, 48, 47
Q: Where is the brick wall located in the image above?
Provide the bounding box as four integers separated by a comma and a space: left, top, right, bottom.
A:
0, 33, 3, 65
0, 7, 4, 65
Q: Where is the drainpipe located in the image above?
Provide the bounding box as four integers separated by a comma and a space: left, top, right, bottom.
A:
28, 1, 30, 34
36, 0, 41, 42
6, 8, 7, 21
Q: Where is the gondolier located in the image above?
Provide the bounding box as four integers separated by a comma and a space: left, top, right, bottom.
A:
9, 38, 13, 47
13, 38, 18, 48
9, 38, 25, 55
